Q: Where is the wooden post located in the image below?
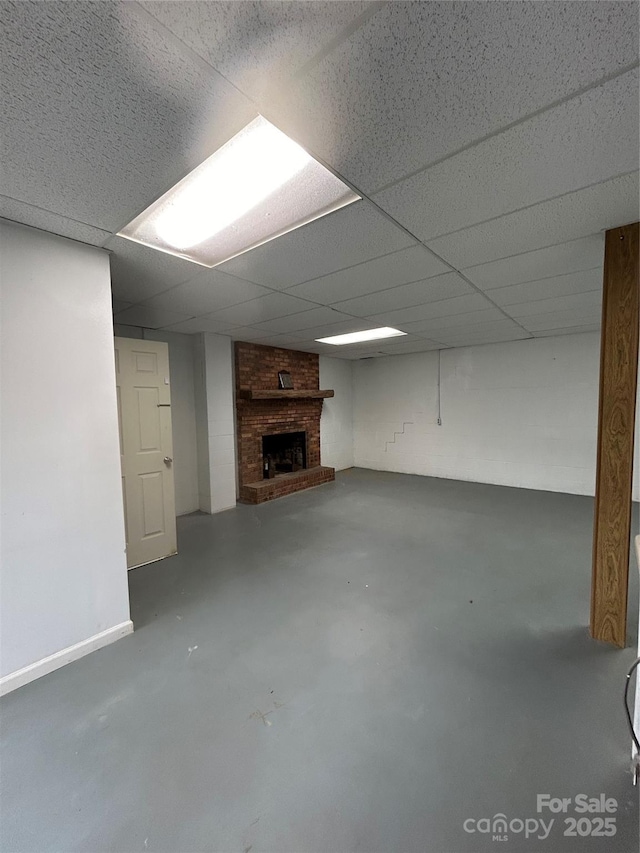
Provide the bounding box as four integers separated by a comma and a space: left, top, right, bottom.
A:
591, 222, 639, 647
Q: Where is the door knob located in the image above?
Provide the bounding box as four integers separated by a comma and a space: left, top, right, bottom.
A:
164, 456, 173, 464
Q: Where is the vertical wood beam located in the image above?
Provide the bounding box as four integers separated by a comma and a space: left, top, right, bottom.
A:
591, 222, 639, 647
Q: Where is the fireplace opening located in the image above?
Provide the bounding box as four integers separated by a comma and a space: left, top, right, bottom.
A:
262, 431, 307, 478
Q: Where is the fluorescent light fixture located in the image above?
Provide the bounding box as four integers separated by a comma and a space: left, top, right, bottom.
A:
316, 327, 407, 345
118, 116, 360, 267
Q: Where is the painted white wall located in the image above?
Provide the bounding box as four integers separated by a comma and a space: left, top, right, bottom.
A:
319, 356, 354, 471
354, 332, 639, 499
0, 222, 131, 686
113, 325, 199, 516
193, 333, 237, 513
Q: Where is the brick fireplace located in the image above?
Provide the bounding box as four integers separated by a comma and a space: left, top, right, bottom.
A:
235, 341, 335, 504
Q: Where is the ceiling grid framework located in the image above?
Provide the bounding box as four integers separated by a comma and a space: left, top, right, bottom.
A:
1, 1, 638, 357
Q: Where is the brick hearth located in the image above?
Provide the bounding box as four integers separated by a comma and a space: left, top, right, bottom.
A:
235, 342, 335, 504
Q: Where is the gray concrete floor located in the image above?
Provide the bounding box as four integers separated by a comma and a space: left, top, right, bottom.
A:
1, 469, 639, 853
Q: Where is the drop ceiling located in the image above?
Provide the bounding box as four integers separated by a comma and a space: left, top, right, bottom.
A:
1, 1, 638, 358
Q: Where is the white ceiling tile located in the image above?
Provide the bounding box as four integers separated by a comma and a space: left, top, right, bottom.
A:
281, 341, 334, 354
293, 319, 381, 341
250, 334, 308, 350
285, 245, 450, 303
342, 351, 390, 360
0, 197, 112, 246
438, 325, 531, 346
375, 70, 639, 241
140, 272, 271, 315
140, 1, 374, 97
253, 307, 355, 334
226, 327, 277, 341
217, 201, 415, 289
0, 2, 254, 231
463, 235, 605, 290
376, 338, 442, 355
106, 237, 198, 302
401, 315, 521, 338
270, 1, 638, 192
488, 268, 602, 307
427, 171, 639, 268
333, 272, 473, 317
161, 317, 235, 334
112, 299, 133, 314
518, 308, 602, 333
368, 293, 496, 327
115, 305, 194, 329
313, 346, 385, 360
205, 292, 317, 326
505, 290, 601, 319
532, 324, 600, 338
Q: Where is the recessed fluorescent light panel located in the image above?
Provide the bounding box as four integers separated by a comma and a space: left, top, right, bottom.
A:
118, 116, 360, 267
316, 327, 407, 345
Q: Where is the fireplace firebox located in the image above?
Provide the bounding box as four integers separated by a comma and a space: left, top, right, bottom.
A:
262, 431, 307, 477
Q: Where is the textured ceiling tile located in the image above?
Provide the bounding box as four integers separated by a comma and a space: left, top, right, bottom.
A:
270, 1, 639, 192
140, 0, 374, 97
225, 327, 276, 341
368, 292, 496, 326
333, 272, 473, 317
106, 236, 198, 302
519, 309, 603, 332
140, 273, 271, 315
112, 299, 133, 314
532, 324, 600, 338
291, 318, 377, 340
281, 341, 334, 353
430, 318, 526, 336
488, 269, 602, 307
252, 307, 354, 334
374, 69, 639, 241
250, 333, 308, 349
0, 1, 253, 230
217, 201, 415, 289
438, 328, 531, 347
398, 310, 507, 335
114, 305, 194, 329
506, 289, 601, 319
286, 245, 449, 304
205, 292, 317, 326
161, 317, 236, 334
376, 338, 443, 355
339, 351, 389, 360
463, 235, 605, 290
0, 197, 112, 246
427, 171, 640, 268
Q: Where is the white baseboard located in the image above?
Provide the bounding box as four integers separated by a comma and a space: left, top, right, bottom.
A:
0, 620, 134, 697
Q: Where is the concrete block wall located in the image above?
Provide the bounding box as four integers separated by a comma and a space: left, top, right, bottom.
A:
353, 331, 639, 499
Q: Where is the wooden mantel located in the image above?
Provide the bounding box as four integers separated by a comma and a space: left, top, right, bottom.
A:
238, 389, 334, 401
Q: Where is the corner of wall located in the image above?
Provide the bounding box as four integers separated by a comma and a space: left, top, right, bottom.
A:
193, 333, 237, 513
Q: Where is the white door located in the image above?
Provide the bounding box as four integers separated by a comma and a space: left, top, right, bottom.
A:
115, 337, 177, 569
